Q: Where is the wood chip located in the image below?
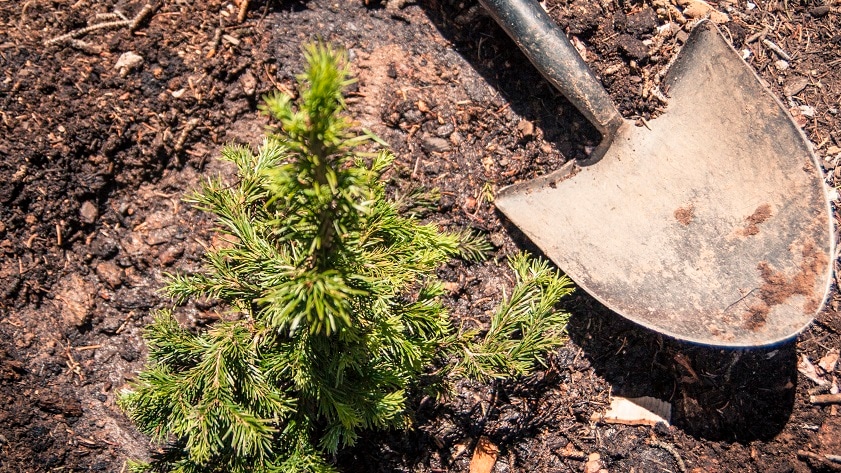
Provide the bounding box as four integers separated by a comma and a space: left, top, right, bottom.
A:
811, 394, 841, 405
222, 34, 241, 46
593, 396, 672, 426
469, 436, 499, 473
819, 349, 839, 374
799, 354, 827, 385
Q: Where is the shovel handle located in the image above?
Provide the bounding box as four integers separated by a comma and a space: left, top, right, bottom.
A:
479, 0, 624, 161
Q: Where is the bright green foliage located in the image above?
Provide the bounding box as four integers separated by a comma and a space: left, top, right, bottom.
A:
119, 43, 571, 473
453, 253, 572, 382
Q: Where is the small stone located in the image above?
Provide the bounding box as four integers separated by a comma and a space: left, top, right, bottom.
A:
55, 274, 96, 328
584, 452, 604, 473
517, 119, 535, 138
240, 71, 257, 96
489, 232, 505, 248
120, 345, 140, 362
145, 226, 178, 246
95, 261, 124, 289
682, 0, 729, 22
114, 51, 144, 77
435, 123, 455, 138
783, 76, 809, 96
158, 245, 184, 266
809, 5, 831, 17
99, 316, 122, 335
79, 201, 98, 224
774, 60, 789, 70
421, 135, 451, 153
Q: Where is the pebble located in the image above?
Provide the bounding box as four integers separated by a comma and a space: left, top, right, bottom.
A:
489, 232, 505, 248
240, 71, 257, 96
55, 274, 96, 328
79, 201, 98, 224
145, 226, 178, 246
584, 452, 607, 473
421, 135, 451, 153
114, 51, 143, 77
95, 261, 124, 289
517, 119, 535, 138
809, 5, 831, 16
775, 60, 789, 70
435, 123, 455, 138
158, 245, 184, 266
679, 0, 730, 22
783, 76, 809, 96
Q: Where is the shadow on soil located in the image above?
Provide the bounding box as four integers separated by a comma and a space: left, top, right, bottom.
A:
417, 0, 601, 164
565, 293, 798, 442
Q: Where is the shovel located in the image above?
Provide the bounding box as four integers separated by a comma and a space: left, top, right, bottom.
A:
480, 0, 834, 346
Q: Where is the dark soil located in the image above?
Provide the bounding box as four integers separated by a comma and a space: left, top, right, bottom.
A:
1, 0, 840, 472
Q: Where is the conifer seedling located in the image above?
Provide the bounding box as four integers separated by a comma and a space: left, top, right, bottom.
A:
119, 42, 573, 473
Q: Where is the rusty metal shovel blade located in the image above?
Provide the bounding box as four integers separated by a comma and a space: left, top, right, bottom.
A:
484, 1, 834, 346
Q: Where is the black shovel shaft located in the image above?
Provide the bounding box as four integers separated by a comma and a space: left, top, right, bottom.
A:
479, 0, 624, 159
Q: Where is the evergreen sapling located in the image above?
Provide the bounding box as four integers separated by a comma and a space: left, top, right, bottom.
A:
119, 42, 573, 473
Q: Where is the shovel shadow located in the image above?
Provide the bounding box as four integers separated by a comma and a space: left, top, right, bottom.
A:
413, 0, 602, 166
564, 291, 798, 442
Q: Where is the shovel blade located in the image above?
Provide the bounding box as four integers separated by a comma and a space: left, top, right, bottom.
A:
496, 22, 833, 346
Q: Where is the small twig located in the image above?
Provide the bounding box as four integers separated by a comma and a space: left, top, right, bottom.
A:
762, 38, 792, 61
237, 0, 250, 23
174, 118, 200, 154
798, 450, 841, 469
45, 19, 130, 45
745, 26, 769, 44
810, 393, 841, 405
649, 440, 688, 473
115, 311, 138, 335
94, 12, 126, 22
63, 343, 84, 381
68, 39, 103, 55
129, 4, 155, 32
75, 344, 102, 351
44, 3, 154, 46
206, 27, 222, 58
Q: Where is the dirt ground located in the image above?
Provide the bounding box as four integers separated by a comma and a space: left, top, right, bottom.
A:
1, 0, 840, 471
